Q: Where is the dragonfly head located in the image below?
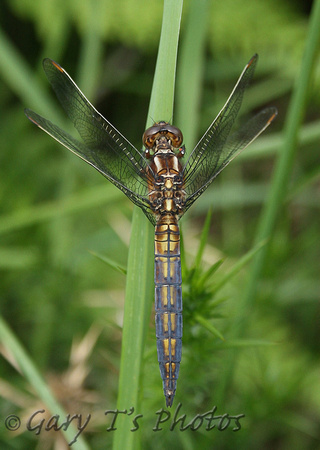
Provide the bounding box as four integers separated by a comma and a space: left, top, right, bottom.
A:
143, 121, 184, 158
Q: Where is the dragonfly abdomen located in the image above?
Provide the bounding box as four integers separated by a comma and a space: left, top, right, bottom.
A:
154, 214, 182, 407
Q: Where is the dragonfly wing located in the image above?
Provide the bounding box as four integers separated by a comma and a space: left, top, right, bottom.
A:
42, 59, 153, 196
182, 54, 276, 212
184, 106, 277, 211
25, 108, 156, 225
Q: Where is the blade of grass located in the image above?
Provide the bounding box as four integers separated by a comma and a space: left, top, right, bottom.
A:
0, 185, 123, 236
198, 259, 224, 287
0, 28, 62, 124
193, 208, 213, 270
176, 0, 210, 149
211, 239, 268, 294
215, 0, 320, 405
0, 317, 90, 449
113, 1, 183, 449
0, 247, 38, 269
240, 120, 320, 161
147, 1, 183, 122
89, 251, 127, 275
77, 0, 104, 99
194, 313, 225, 341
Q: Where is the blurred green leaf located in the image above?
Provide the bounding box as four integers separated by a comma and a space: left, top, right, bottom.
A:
90, 250, 127, 275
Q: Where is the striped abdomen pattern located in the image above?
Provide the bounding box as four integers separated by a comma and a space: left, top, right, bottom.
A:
154, 214, 182, 407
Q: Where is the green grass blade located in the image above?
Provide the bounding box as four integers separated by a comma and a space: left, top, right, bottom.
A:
212, 239, 268, 294
198, 258, 224, 287
194, 313, 225, 341
0, 246, 38, 269
147, 1, 183, 122
240, 120, 320, 161
0, 27, 61, 123
0, 185, 123, 236
246, 0, 320, 305
0, 317, 90, 449
193, 207, 212, 270
89, 251, 127, 275
77, 0, 104, 99
113, 1, 183, 449
215, 0, 320, 405
176, 0, 210, 149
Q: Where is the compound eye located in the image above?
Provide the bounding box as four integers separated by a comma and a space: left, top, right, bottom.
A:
144, 135, 155, 148
165, 125, 183, 148
170, 132, 183, 148
143, 125, 161, 148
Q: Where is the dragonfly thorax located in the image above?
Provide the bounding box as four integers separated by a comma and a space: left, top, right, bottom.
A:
147, 148, 186, 217
144, 123, 186, 217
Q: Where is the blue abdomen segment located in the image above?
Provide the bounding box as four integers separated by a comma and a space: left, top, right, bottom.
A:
154, 215, 182, 407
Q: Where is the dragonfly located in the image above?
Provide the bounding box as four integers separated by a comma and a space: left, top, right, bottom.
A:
25, 54, 277, 407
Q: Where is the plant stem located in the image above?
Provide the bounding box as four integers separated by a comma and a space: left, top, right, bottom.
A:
216, 0, 320, 406
113, 1, 183, 449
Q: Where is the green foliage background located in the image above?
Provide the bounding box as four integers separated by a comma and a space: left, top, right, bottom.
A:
0, 0, 319, 448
